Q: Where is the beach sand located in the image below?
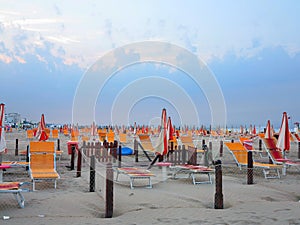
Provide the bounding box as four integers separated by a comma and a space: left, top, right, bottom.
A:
1, 130, 300, 225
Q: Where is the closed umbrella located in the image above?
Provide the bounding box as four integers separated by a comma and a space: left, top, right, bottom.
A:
276, 112, 290, 153
0, 103, 7, 153
36, 114, 48, 141
252, 125, 256, 136
155, 108, 168, 156
276, 112, 290, 175
91, 121, 97, 137
265, 120, 273, 139
148, 108, 168, 169
167, 116, 174, 142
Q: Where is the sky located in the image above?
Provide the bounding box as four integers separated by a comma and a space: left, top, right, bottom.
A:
0, 0, 300, 129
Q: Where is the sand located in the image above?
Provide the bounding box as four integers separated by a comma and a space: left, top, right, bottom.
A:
1, 130, 300, 225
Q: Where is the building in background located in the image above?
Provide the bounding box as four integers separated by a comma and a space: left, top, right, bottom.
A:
5, 113, 21, 127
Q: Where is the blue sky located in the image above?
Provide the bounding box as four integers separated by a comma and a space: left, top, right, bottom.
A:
0, 0, 299, 128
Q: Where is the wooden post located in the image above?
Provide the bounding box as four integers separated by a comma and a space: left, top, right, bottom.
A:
57, 139, 60, 151
298, 142, 300, 159
15, 138, 18, 156
118, 146, 122, 168
219, 140, 223, 157
70, 145, 75, 170
134, 138, 138, 163
209, 141, 212, 152
182, 145, 186, 165
112, 141, 118, 163
26, 145, 29, 171
203, 145, 209, 167
76, 148, 82, 177
90, 155, 95, 192
259, 139, 262, 151
214, 160, 223, 209
105, 162, 114, 218
247, 151, 253, 185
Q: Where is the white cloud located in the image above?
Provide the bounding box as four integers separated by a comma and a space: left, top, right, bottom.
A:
0, 54, 12, 63
14, 55, 26, 64
45, 35, 80, 44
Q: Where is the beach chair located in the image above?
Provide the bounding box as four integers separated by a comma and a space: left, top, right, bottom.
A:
260, 137, 300, 171
179, 136, 204, 160
170, 164, 214, 185
115, 167, 155, 189
118, 133, 127, 145
224, 142, 281, 179
51, 129, 59, 139
26, 129, 34, 139
81, 135, 90, 142
0, 182, 30, 208
98, 131, 107, 142
107, 132, 115, 143
138, 134, 156, 153
1, 161, 29, 168
180, 135, 194, 148
29, 141, 60, 191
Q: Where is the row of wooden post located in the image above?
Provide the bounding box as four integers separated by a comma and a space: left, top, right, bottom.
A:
75, 143, 114, 218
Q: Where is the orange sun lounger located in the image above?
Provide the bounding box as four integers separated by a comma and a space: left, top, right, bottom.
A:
29, 141, 60, 191
224, 142, 281, 178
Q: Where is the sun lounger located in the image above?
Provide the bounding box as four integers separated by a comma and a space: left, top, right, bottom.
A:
170, 164, 214, 184
138, 134, 156, 152
224, 142, 281, 179
180, 135, 195, 148
115, 167, 155, 189
107, 132, 115, 143
118, 133, 128, 145
260, 137, 300, 171
51, 129, 59, 139
1, 161, 29, 167
29, 141, 60, 191
0, 182, 30, 208
26, 129, 34, 139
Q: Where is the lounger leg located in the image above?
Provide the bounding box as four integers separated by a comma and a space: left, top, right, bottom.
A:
115, 171, 120, 181
32, 180, 35, 191
282, 163, 286, 176
192, 172, 213, 185
276, 169, 280, 179
130, 177, 134, 189
14, 192, 25, 208
207, 173, 212, 184
148, 177, 152, 189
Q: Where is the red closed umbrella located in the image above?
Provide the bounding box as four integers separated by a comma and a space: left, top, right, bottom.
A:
167, 116, 174, 142
264, 120, 273, 139
36, 114, 48, 141
155, 108, 168, 156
